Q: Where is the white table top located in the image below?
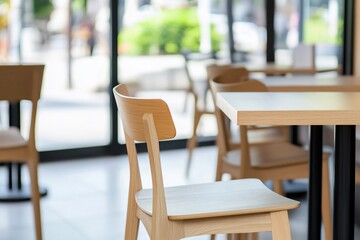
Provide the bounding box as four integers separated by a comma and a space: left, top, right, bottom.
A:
216, 92, 360, 126
260, 75, 360, 92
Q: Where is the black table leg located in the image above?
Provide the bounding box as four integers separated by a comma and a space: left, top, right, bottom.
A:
0, 102, 47, 202
0, 163, 47, 202
7, 163, 12, 190
308, 126, 323, 240
334, 125, 355, 240
17, 163, 22, 190
290, 125, 299, 145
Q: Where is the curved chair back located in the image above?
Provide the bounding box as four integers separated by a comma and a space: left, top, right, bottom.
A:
113, 84, 176, 220
113, 84, 176, 142
211, 76, 267, 93
0, 64, 44, 146
0, 65, 44, 102
207, 64, 249, 82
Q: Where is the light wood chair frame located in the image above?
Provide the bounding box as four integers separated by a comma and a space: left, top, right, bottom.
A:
0, 64, 44, 240
113, 84, 300, 240
210, 72, 290, 177
186, 64, 250, 175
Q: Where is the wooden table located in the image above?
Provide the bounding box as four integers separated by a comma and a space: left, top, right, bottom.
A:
216, 92, 360, 240
259, 75, 360, 145
235, 62, 340, 75
260, 75, 360, 92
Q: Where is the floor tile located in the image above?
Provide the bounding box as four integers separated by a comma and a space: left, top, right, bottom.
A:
0, 146, 357, 239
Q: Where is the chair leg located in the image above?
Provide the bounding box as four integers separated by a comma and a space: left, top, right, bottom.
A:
125, 202, 140, 239
356, 164, 360, 184
322, 159, 332, 240
242, 233, 257, 240
250, 232, 258, 240
233, 233, 242, 240
230, 233, 251, 240
215, 150, 223, 181
28, 160, 42, 240
186, 109, 202, 176
210, 234, 216, 240
182, 92, 190, 113
273, 180, 284, 196
270, 211, 292, 240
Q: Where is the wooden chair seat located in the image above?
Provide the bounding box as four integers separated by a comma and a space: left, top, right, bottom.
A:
136, 179, 299, 220
0, 127, 27, 149
225, 142, 308, 169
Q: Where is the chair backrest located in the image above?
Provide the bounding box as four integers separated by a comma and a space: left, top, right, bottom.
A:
209, 79, 268, 174
292, 44, 315, 69
0, 64, 44, 144
0, 65, 44, 102
113, 84, 176, 218
207, 64, 249, 82
211, 77, 267, 93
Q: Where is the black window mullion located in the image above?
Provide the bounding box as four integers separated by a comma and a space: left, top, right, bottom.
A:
342, 0, 354, 75
226, 0, 235, 63
266, 0, 275, 63
109, 0, 120, 154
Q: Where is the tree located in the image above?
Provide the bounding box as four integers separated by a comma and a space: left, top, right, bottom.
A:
33, 0, 54, 20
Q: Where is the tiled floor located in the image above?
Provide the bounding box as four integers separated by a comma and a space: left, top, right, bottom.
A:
0, 146, 356, 239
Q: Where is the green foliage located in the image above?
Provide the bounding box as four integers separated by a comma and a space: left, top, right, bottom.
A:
335, 19, 344, 45
119, 8, 222, 55
72, 0, 87, 13
33, 0, 54, 20
303, 10, 342, 45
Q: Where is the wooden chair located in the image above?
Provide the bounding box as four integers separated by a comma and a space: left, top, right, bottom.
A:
209, 79, 332, 240
207, 67, 290, 183
183, 52, 217, 175
113, 84, 300, 240
0, 64, 44, 240
186, 63, 251, 175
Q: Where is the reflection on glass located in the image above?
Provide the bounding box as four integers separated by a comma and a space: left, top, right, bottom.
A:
2, 0, 111, 151
118, 1, 225, 143
231, 0, 266, 63
275, 0, 343, 68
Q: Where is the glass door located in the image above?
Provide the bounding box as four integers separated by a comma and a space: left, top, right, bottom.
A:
275, 0, 343, 68
3, 0, 112, 151
117, 0, 226, 144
